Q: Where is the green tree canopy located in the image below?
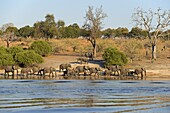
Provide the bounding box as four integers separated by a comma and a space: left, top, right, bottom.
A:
5, 26, 20, 37
8, 46, 24, 58
129, 27, 147, 38
33, 14, 58, 39
103, 47, 128, 66
19, 25, 34, 38
29, 41, 52, 56
14, 50, 43, 67
0, 53, 15, 66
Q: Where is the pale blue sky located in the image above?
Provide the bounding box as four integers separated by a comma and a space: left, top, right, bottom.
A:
0, 0, 169, 30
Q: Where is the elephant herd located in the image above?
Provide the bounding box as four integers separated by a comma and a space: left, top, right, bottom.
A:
3, 65, 57, 79
59, 64, 146, 80
2, 64, 146, 80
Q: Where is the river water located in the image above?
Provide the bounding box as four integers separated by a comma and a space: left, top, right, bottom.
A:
0, 80, 170, 113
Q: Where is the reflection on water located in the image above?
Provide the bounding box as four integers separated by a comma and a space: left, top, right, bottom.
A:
0, 80, 170, 113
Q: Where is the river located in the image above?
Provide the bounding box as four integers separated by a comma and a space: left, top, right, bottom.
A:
0, 80, 170, 113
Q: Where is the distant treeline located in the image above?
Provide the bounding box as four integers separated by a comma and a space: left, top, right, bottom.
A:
0, 14, 170, 40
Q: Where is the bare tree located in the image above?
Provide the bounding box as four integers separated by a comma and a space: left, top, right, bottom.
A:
84, 6, 107, 58
3, 31, 15, 48
132, 8, 170, 61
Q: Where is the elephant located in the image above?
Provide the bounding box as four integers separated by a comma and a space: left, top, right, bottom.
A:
75, 66, 90, 76
103, 69, 112, 76
89, 67, 101, 76
77, 58, 88, 64
59, 63, 71, 72
38, 67, 57, 78
20, 68, 32, 79
107, 65, 121, 76
134, 68, 146, 80
32, 66, 41, 75
119, 67, 136, 79
63, 68, 76, 77
4, 65, 19, 79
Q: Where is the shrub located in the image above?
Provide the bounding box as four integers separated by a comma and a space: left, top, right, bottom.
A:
0, 46, 8, 54
0, 53, 15, 66
14, 50, 43, 67
8, 46, 24, 57
102, 47, 128, 66
29, 41, 52, 56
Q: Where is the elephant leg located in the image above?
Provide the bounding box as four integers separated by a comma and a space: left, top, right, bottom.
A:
4, 73, 7, 79
12, 72, 14, 79
141, 73, 143, 80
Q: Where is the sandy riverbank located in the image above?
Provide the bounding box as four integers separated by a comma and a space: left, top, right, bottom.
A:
0, 55, 170, 80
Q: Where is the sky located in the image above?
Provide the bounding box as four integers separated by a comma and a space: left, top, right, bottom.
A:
0, 0, 170, 30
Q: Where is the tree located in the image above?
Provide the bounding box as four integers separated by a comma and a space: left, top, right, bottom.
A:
102, 28, 114, 38
1, 23, 14, 32
62, 23, 80, 38
56, 20, 65, 38
114, 27, 129, 37
29, 41, 52, 56
0, 47, 15, 66
132, 8, 170, 60
19, 25, 34, 38
33, 14, 58, 39
3, 27, 18, 48
5, 27, 19, 36
103, 47, 128, 66
14, 50, 43, 67
84, 6, 107, 58
129, 27, 147, 39
57, 20, 65, 28
44, 14, 58, 39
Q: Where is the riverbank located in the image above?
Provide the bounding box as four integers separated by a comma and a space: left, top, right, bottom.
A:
0, 54, 170, 80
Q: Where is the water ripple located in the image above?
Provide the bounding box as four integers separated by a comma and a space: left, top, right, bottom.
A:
0, 80, 170, 113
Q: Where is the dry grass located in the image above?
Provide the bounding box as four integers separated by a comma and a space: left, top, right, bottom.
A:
0, 38, 170, 80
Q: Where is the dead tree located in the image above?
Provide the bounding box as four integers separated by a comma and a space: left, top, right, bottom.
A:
84, 6, 107, 58
132, 8, 170, 61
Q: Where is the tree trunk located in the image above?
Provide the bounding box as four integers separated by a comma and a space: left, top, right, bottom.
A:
151, 44, 157, 60
92, 40, 97, 58
93, 44, 97, 58
6, 40, 10, 48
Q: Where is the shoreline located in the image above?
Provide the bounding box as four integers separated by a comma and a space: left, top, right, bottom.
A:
0, 69, 170, 81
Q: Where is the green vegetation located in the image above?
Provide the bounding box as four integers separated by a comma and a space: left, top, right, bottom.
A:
8, 46, 24, 57
0, 46, 43, 67
0, 46, 8, 54
0, 53, 15, 66
103, 47, 128, 66
29, 41, 52, 56
14, 50, 43, 67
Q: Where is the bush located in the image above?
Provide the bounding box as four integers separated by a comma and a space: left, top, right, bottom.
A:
102, 47, 128, 66
14, 50, 43, 67
0, 46, 8, 54
8, 46, 24, 57
0, 53, 15, 66
0, 47, 15, 67
29, 41, 52, 56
